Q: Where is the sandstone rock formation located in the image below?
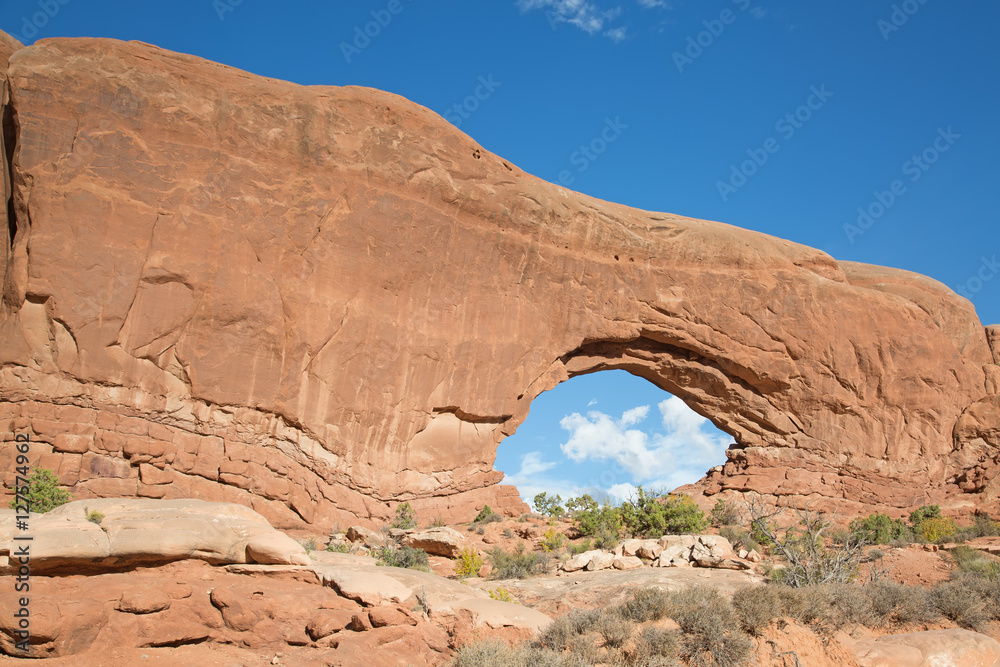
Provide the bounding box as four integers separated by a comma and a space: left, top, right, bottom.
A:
0, 32, 997, 529
848, 629, 1000, 667
0, 499, 309, 572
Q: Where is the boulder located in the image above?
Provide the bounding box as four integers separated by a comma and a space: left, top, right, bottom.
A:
613, 555, 644, 570
585, 552, 616, 571
400, 527, 467, 558
561, 549, 602, 572
636, 541, 663, 560
346, 526, 389, 550
327, 570, 413, 606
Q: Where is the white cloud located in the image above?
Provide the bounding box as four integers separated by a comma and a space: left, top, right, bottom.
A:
517, 0, 624, 37
558, 397, 731, 491
637, 0, 671, 8
607, 482, 638, 502
604, 26, 628, 42
587, 399, 598, 406
750, 6, 767, 19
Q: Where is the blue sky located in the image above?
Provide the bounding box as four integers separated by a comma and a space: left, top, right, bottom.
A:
3, 1, 997, 506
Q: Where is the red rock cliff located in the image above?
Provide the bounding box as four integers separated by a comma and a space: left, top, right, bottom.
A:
1, 34, 997, 528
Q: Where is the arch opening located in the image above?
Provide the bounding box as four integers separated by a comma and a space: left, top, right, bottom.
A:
496, 369, 735, 508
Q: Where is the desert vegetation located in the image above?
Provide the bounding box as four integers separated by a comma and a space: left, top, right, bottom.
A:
447, 493, 1000, 667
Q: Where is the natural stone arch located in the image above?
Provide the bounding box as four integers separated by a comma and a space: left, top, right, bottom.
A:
0, 35, 997, 531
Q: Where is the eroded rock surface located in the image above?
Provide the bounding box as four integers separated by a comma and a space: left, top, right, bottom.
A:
0, 32, 997, 528
0, 498, 309, 572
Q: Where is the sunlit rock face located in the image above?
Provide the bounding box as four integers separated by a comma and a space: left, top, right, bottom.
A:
0, 32, 996, 529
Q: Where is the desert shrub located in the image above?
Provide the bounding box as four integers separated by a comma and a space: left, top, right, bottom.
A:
863, 580, 938, 627
375, 545, 429, 571
731, 585, 783, 636
477, 525, 486, 535
533, 492, 564, 518
718, 525, 760, 554
918, 517, 958, 543
301, 537, 318, 553
430, 516, 447, 527
449, 639, 589, 667
909, 504, 941, 527
594, 611, 632, 648
631, 626, 680, 666
619, 487, 707, 538
326, 542, 350, 553
666, 586, 753, 667
488, 544, 550, 579
952, 571, 1000, 621
849, 512, 913, 545
947, 545, 1000, 580
536, 609, 602, 651
455, 547, 484, 578
8, 468, 71, 513
392, 502, 417, 530
824, 583, 878, 629
489, 587, 517, 603
616, 586, 670, 623
967, 513, 1000, 538
569, 539, 592, 555
750, 504, 871, 587
540, 528, 565, 553
710, 498, 744, 527
86, 509, 105, 525
475, 505, 503, 524
931, 581, 989, 631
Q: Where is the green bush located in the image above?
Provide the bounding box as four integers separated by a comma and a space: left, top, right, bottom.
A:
474, 505, 502, 524
849, 512, 913, 545
909, 504, 941, 527
540, 528, 565, 553
374, 544, 429, 571
455, 547, 484, 578
536, 609, 602, 651
533, 492, 564, 518
8, 468, 71, 513
488, 543, 551, 579
568, 539, 592, 555
326, 542, 351, 553
392, 502, 417, 530
710, 498, 744, 527
619, 487, 707, 538
574, 501, 622, 544
85, 509, 105, 525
